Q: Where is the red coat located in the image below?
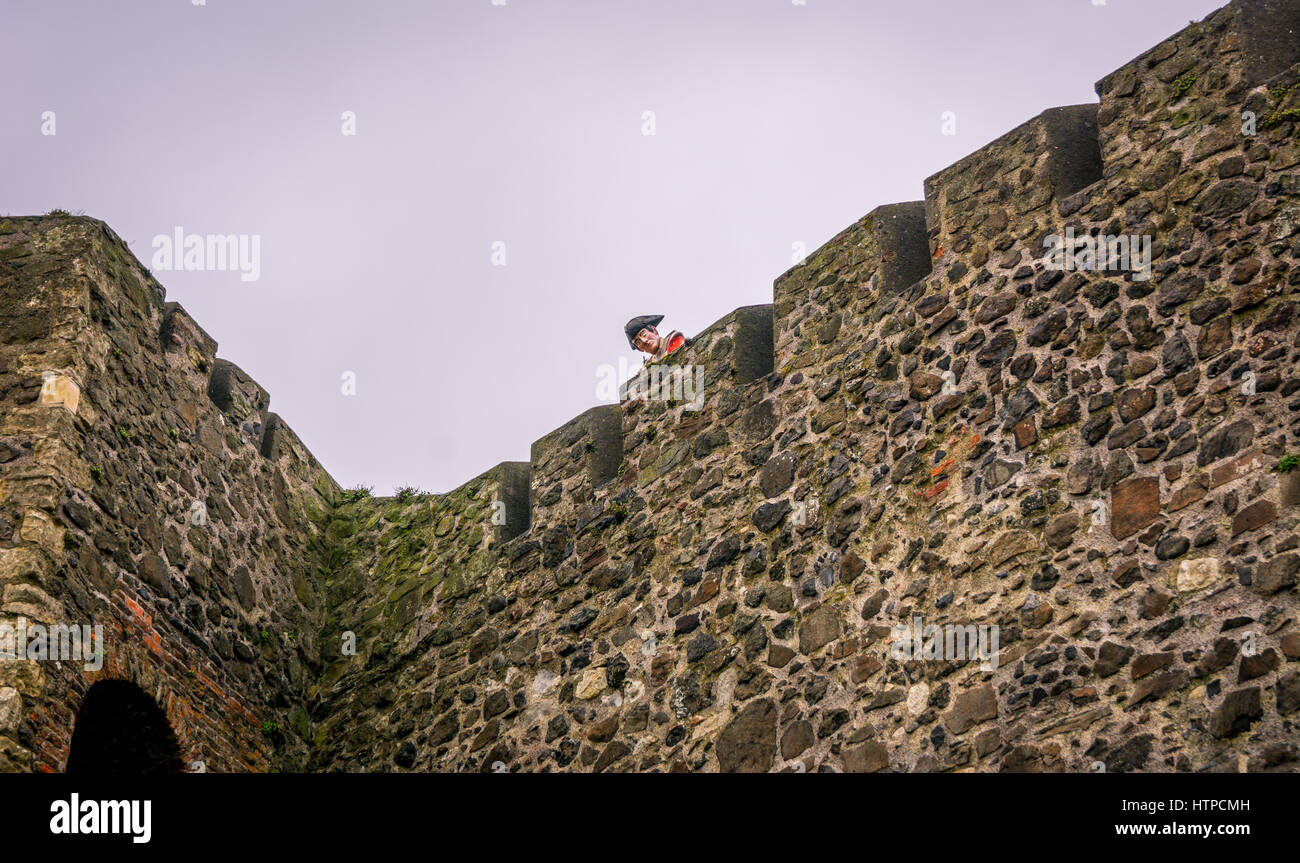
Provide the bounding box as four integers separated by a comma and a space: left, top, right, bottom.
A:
653, 330, 686, 361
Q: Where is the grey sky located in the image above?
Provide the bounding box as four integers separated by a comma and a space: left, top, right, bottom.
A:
3, 0, 1224, 494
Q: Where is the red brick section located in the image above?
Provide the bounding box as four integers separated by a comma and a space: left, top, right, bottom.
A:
1110, 476, 1160, 540
27, 580, 272, 773
916, 430, 979, 501
1210, 449, 1267, 489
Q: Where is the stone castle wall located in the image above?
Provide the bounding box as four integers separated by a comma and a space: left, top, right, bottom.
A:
3, 0, 1299, 772
0, 219, 338, 771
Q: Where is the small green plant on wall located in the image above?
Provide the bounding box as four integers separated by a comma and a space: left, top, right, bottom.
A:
395, 486, 424, 502
1170, 73, 1196, 99
1261, 83, 1300, 130
341, 485, 372, 504
1276, 453, 1299, 473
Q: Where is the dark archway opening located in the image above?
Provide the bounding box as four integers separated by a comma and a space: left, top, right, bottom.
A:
66, 680, 186, 773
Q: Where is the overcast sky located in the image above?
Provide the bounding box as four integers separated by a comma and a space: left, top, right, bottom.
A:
3, 0, 1224, 494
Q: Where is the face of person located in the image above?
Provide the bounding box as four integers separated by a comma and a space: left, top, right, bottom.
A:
634, 326, 660, 353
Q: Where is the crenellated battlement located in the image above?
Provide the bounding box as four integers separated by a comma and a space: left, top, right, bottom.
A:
0, 214, 339, 772
3, 0, 1300, 773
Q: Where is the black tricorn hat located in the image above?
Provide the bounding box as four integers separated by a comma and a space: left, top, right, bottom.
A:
624, 314, 664, 350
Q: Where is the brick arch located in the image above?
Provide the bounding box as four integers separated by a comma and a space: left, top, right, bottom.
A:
66, 679, 186, 774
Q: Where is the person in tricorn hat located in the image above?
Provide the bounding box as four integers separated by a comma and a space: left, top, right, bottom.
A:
625, 314, 687, 364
